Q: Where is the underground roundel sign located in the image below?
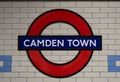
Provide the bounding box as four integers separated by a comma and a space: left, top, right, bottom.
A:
18, 9, 102, 78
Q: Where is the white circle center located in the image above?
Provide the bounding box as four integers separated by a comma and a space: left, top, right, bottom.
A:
41, 23, 79, 64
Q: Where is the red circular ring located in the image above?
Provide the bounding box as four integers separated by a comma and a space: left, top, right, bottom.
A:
27, 9, 93, 78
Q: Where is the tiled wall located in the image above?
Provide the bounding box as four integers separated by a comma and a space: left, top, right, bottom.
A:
0, 1, 120, 82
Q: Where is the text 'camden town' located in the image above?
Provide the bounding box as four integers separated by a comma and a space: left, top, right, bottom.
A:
18, 36, 102, 50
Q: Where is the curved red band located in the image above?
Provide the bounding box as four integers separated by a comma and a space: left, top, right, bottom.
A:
27, 9, 93, 78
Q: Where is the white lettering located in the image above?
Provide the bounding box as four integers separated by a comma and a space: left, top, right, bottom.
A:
30, 40, 37, 47
90, 40, 96, 47
23, 39, 96, 48
58, 40, 64, 47
24, 39, 30, 47
46, 40, 51, 47
67, 39, 96, 47
67, 40, 72, 47
80, 40, 89, 47
52, 40, 57, 47
37, 40, 44, 46
73, 39, 79, 47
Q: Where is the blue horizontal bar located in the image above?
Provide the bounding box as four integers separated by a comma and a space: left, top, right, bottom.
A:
18, 36, 102, 50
